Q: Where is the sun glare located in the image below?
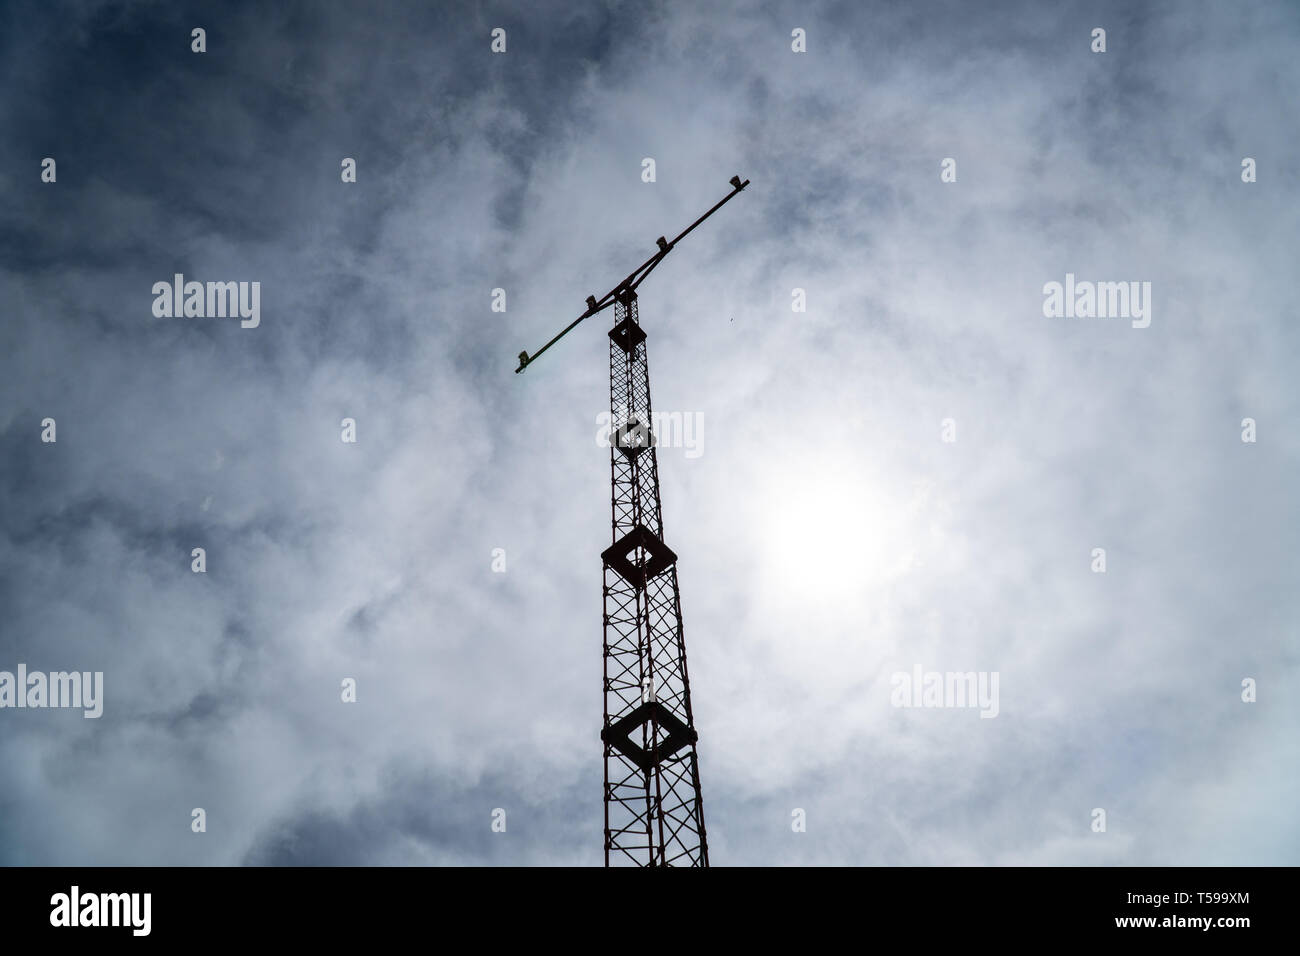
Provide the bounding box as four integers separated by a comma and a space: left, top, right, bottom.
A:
760, 460, 924, 603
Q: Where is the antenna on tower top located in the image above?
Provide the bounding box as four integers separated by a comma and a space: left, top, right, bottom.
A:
514, 175, 749, 373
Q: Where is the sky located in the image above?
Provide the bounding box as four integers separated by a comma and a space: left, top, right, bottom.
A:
1, 0, 1297, 866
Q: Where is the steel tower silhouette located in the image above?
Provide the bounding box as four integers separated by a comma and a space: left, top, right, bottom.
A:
516, 176, 749, 866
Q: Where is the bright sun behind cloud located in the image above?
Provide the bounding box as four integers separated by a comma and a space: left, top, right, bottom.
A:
757, 457, 930, 605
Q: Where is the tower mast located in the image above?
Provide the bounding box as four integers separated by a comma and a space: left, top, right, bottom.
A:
517, 176, 750, 866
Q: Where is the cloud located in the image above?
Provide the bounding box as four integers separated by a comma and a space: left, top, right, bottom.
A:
1, 0, 1296, 865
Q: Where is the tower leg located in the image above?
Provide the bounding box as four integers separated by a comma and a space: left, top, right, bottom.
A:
600, 289, 708, 867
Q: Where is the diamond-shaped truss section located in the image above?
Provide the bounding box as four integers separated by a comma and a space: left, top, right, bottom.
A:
614, 416, 654, 460
601, 701, 698, 773
601, 524, 677, 588
608, 316, 647, 354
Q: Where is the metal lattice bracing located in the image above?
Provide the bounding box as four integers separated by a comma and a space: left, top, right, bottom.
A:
514, 176, 747, 866
601, 289, 708, 867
